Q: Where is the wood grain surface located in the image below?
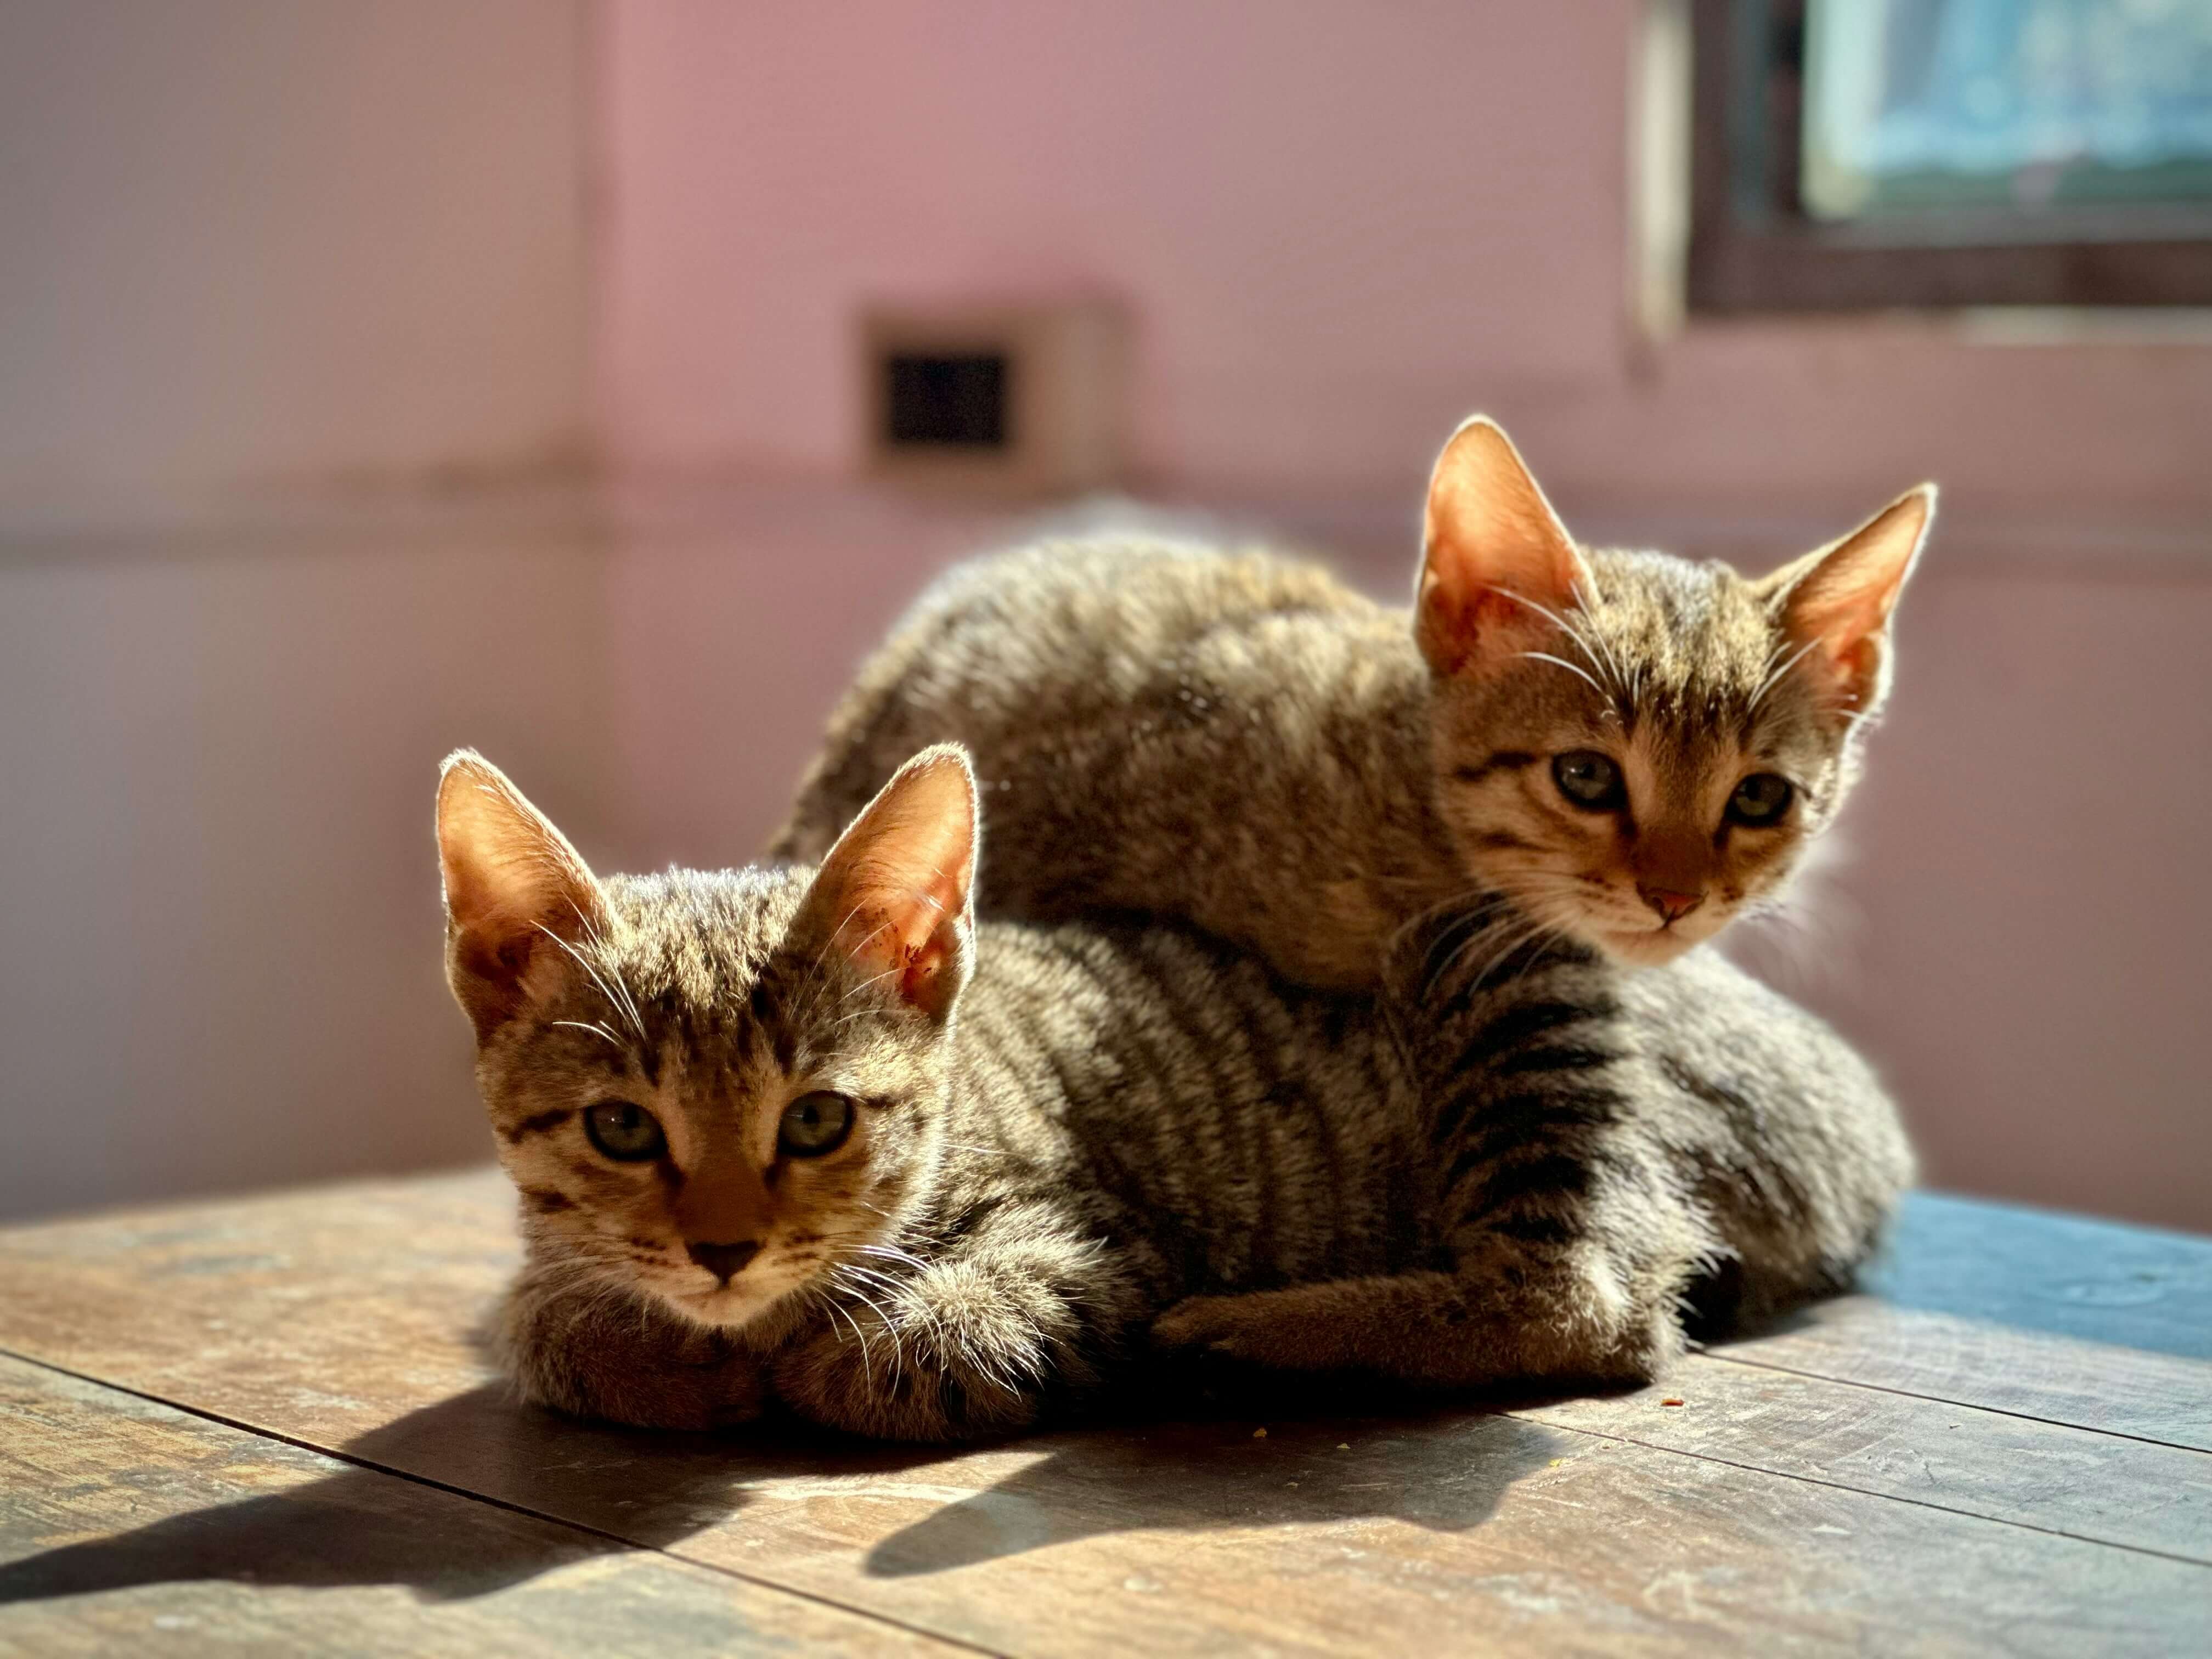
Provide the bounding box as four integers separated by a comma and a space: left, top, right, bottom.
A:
3, 1170, 2208, 1656
0, 1356, 960, 1657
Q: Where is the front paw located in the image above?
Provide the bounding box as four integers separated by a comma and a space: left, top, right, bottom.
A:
604, 1335, 770, 1432
773, 1273, 1060, 1443
516, 1323, 769, 1432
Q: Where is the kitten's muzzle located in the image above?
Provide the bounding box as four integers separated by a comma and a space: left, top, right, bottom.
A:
1637, 885, 1705, 924
685, 1239, 763, 1283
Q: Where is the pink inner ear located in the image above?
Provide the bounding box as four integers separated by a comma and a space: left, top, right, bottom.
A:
1419, 428, 1585, 674
1419, 555, 1579, 676
1795, 571, 1899, 690
808, 748, 978, 1015
900, 930, 953, 1005
832, 870, 960, 992
1777, 486, 1930, 702
1824, 636, 1879, 704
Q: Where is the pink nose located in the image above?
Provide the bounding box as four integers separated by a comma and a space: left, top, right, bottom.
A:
1639, 886, 1705, 924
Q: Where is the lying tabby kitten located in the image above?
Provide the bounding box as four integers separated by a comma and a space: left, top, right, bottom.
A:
776, 418, 1933, 987
440, 746, 1909, 1442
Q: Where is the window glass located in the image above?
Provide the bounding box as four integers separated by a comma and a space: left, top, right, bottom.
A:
1802, 0, 2212, 222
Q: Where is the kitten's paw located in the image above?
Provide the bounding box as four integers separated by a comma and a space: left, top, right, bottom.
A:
1151, 1294, 1271, 1361
621, 1340, 772, 1432
772, 1316, 1041, 1443
775, 1260, 1082, 1442
518, 1328, 769, 1432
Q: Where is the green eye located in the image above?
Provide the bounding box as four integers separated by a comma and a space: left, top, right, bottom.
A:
1729, 772, 1795, 825
583, 1100, 665, 1163
778, 1091, 854, 1159
1551, 751, 1624, 810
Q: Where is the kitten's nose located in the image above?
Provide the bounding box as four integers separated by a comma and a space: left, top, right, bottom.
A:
685, 1239, 761, 1283
1638, 885, 1705, 924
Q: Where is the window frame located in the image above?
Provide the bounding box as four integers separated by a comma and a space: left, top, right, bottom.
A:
1686, 0, 2212, 314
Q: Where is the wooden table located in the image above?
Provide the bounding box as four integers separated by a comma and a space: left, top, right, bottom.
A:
1, 1171, 2205, 1656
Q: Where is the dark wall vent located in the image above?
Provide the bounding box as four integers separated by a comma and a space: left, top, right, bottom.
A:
884, 352, 1009, 449
861, 302, 1125, 496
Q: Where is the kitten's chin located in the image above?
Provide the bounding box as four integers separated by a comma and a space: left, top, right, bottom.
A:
1589, 926, 1702, 968
666, 1280, 789, 1333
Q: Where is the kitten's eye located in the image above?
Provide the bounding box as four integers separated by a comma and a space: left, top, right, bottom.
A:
583, 1100, 666, 1163
1551, 751, 1624, 811
778, 1091, 854, 1158
1728, 772, 1795, 826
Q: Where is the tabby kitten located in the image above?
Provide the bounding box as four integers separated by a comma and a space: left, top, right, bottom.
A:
774, 418, 1933, 988
440, 746, 1909, 1443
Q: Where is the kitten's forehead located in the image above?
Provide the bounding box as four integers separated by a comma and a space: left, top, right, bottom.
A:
1579, 547, 1775, 712
1445, 544, 1825, 771
599, 865, 808, 1003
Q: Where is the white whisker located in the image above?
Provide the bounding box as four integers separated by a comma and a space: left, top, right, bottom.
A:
532, 923, 650, 1043
1749, 636, 1825, 713
1515, 651, 1607, 698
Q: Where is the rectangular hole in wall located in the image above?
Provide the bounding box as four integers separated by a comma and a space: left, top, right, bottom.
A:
883, 352, 1010, 448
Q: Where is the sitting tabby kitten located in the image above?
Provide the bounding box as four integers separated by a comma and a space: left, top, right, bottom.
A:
775, 418, 1933, 987
440, 746, 1909, 1442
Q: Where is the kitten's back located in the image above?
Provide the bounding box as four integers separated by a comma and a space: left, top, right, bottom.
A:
775, 537, 1451, 986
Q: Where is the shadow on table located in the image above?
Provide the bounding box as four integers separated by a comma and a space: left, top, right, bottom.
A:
857, 1390, 1574, 1578
0, 1368, 1592, 1602
0, 1384, 752, 1606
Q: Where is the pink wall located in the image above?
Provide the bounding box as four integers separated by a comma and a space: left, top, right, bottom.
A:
0, 2, 601, 1222
1805, 568, 2212, 1231
0, 1, 589, 507
596, 0, 2211, 518
596, 0, 1627, 493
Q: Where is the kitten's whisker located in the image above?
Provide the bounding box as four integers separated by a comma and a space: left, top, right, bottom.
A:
817, 1290, 878, 1386
830, 1276, 909, 1374
1419, 891, 1531, 1000
856, 1241, 931, 1272
1492, 583, 1626, 700
838, 1263, 944, 1353
550, 1019, 626, 1051
836, 963, 904, 1006
532, 923, 651, 1043
787, 899, 875, 1028
572, 905, 651, 1043
834, 1255, 911, 1290
1446, 904, 1566, 997
1750, 636, 1825, 712
1561, 575, 1630, 691
1514, 651, 1607, 699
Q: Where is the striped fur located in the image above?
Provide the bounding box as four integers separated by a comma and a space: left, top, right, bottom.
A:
447, 752, 1910, 1443
774, 421, 1931, 985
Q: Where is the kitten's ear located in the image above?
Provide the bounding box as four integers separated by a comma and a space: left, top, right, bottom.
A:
791, 744, 978, 1024
436, 751, 608, 1040
1759, 483, 1936, 715
1417, 416, 1592, 674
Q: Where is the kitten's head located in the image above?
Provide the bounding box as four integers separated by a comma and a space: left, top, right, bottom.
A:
436, 744, 979, 1333
1414, 417, 1933, 966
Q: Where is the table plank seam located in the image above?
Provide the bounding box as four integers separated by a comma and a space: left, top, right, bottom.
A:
1503, 1403, 2212, 1571
1699, 1348, 2212, 1456
0, 1344, 1010, 1659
